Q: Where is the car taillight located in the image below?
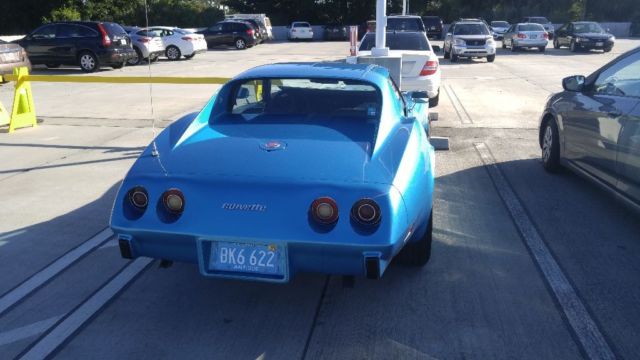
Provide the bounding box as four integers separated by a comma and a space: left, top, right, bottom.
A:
181, 36, 194, 41
543, 32, 549, 39
517, 33, 527, 39
420, 60, 438, 76
246, 29, 254, 36
292, 29, 297, 32
137, 37, 151, 43
310, 197, 339, 225
97, 23, 112, 47
162, 189, 185, 214
128, 186, 149, 211
351, 199, 381, 226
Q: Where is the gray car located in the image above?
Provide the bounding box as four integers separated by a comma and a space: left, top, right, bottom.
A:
502, 23, 548, 52
0, 40, 31, 78
539, 47, 640, 211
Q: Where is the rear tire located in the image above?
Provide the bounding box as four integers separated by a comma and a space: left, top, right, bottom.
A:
234, 38, 247, 50
511, 43, 518, 52
501, 40, 506, 49
112, 62, 125, 69
604, 46, 612, 53
443, 47, 450, 59
78, 51, 99, 73
429, 91, 439, 107
570, 40, 577, 52
539, 46, 546, 52
127, 47, 142, 66
398, 212, 433, 266
166, 45, 181, 60
487, 54, 495, 62
451, 53, 459, 62
541, 118, 561, 172
553, 39, 560, 49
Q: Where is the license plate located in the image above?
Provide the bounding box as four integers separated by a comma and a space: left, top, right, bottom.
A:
120, 39, 127, 45
596, 42, 603, 46
530, 35, 537, 39
209, 241, 283, 275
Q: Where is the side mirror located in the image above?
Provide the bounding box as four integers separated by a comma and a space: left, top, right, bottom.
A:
562, 75, 586, 92
432, 45, 441, 53
237, 87, 250, 99
411, 91, 429, 99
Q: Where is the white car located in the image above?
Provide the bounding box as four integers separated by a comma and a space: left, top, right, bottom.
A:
490, 21, 510, 39
148, 27, 207, 60
123, 26, 165, 66
358, 31, 441, 107
288, 22, 313, 40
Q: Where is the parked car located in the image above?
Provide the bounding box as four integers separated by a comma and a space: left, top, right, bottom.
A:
16, 21, 135, 72
226, 14, 273, 41
539, 47, 640, 211
359, 31, 441, 106
422, 16, 444, 39
111, 62, 437, 282
0, 40, 31, 78
288, 22, 314, 40
239, 19, 267, 43
324, 24, 348, 41
520, 16, 554, 39
387, 15, 426, 33
490, 21, 510, 39
122, 26, 164, 65
443, 20, 496, 62
198, 21, 259, 50
502, 23, 548, 52
553, 21, 615, 52
147, 26, 207, 60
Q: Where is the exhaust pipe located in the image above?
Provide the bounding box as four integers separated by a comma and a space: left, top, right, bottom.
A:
364, 256, 381, 280
118, 237, 134, 259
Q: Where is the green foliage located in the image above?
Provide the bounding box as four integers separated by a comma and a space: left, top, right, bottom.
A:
45, 2, 82, 22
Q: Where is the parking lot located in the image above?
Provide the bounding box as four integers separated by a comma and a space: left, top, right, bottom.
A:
1, 38, 640, 359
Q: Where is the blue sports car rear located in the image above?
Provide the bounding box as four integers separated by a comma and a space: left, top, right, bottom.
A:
111, 62, 436, 282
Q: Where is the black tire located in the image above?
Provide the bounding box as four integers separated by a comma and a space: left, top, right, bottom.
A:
570, 40, 577, 52
604, 46, 612, 53
451, 53, 459, 62
150, 54, 160, 63
184, 53, 195, 59
443, 46, 450, 59
487, 54, 495, 62
501, 40, 506, 49
539, 46, 546, 52
398, 212, 433, 266
78, 51, 99, 73
553, 39, 560, 49
112, 62, 125, 69
166, 45, 181, 61
429, 91, 440, 107
45, 63, 60, 68
541, 118, 561, 172
127, 47, 142, 66
511, 43, 518, 52
234, 38, 247, 50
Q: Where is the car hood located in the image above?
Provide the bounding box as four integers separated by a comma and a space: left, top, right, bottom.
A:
147, 120, 393, 185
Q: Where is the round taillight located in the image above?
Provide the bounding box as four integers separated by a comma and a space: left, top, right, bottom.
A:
351, 199, 381, 226
162, 189, 185, 214
310, 197, 339, 224
128, 186, 148, 210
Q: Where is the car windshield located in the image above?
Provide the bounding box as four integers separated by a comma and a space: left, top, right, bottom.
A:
227, 78, 380, 121
387, 18, 424, 31
359, 33, 430, 51
454, 24, 490, 35
519, 24, 545, 31
294, 23, 310, 28
422, 17, 441, 26
574, 23, 605, 33
529, 17, 550, 24
492, 21, 509, 27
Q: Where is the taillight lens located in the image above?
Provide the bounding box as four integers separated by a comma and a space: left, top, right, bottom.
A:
246, 29, 254, 36
128, 186, 148, 210
97, 23, 112, 47
543, 32, 549, 39
420, 60, 438, 76
351, 199, 381, 226
162, 189, 185, 214
138, 37, 151, 43
517, 33, 526, 39
181, 36, 194, 41
310, 197, 339, 224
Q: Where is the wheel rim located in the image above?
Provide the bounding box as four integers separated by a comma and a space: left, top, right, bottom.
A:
236, 39, 245, 48
168, 47, 179, 59
542, 125, 553, 162
127, 54, 138, 65
80, 54, 95, 70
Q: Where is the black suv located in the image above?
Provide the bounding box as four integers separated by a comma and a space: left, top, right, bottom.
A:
198, 21, 259, 50
422, 16, 444, 39
17, 21, 135, 72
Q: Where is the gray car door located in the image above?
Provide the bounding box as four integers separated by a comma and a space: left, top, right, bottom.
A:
614, 54, 640, 204
562, 52, 640, 186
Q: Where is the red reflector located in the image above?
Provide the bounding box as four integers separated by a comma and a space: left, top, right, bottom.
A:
543, 32, 549, 39
138, 37, 151, 43
310, 197, 339, 225
181, 36, 194, 41
246, 29, 254, 35
517, 33, 526, 39
420, 60, 438, 76
97, 23, 111, 47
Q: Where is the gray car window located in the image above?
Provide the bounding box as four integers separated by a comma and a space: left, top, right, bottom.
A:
594, 52, 640, 98
32, 25, 56, 39
518, 24, 545, 31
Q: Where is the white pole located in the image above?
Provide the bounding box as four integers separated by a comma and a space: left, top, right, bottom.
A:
371, 0, 389, 56
402, 0, 407, 15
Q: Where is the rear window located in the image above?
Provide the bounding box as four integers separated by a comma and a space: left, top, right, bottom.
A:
387, 18, 424, 32
529, 17, 550, 24
228, 78, 380, 121
491, 21, 509, 27
360, 33, 430, 51
101, 22, 127, 36
293, 23, 310, 28
518, 24, 545, 31
453, 23, 490, 35
422, 17, 442, 26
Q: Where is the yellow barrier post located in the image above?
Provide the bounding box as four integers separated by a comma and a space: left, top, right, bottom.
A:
0, 101, 9, 126
8, 67, 37, 133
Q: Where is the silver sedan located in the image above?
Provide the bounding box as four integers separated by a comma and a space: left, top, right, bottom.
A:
502, 23, 549, 52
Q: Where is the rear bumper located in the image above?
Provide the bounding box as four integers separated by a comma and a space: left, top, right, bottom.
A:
290, 32, 314, 40
453, 45, 496, 57
99, 48, 136, 65
577, 40, 614, 49
513, 39, 548, 47
115, 230, 406, 282
402, 76, 440, 98
0, 59, 31, 75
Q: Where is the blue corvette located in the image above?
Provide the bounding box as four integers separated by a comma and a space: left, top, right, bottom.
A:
111, 62, 436, 282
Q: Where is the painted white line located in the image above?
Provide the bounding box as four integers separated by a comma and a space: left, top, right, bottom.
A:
474, 142, 615, 360
0, 316, 63, 347
0, 228, 113, 316
443, 83, 472, 124
20, 258, 152, 360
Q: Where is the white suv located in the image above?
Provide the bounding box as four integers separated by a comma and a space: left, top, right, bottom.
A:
443, 20, 497, 62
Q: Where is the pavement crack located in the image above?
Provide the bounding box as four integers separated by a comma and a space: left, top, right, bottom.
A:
300, 275, 331, 360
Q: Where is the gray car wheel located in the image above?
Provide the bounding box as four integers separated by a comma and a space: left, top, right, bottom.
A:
235, 38, 247, 50
542, 119, 561, 172
166, 46, 181, 61
79, 52, 98, 73
570, 40, 577, 52
127, 47, 142, 66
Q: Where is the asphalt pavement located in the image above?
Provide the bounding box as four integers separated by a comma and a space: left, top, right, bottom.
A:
1, 39, 639, 359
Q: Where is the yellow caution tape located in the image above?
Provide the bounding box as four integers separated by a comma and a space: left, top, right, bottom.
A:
1, 74, 230, 85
